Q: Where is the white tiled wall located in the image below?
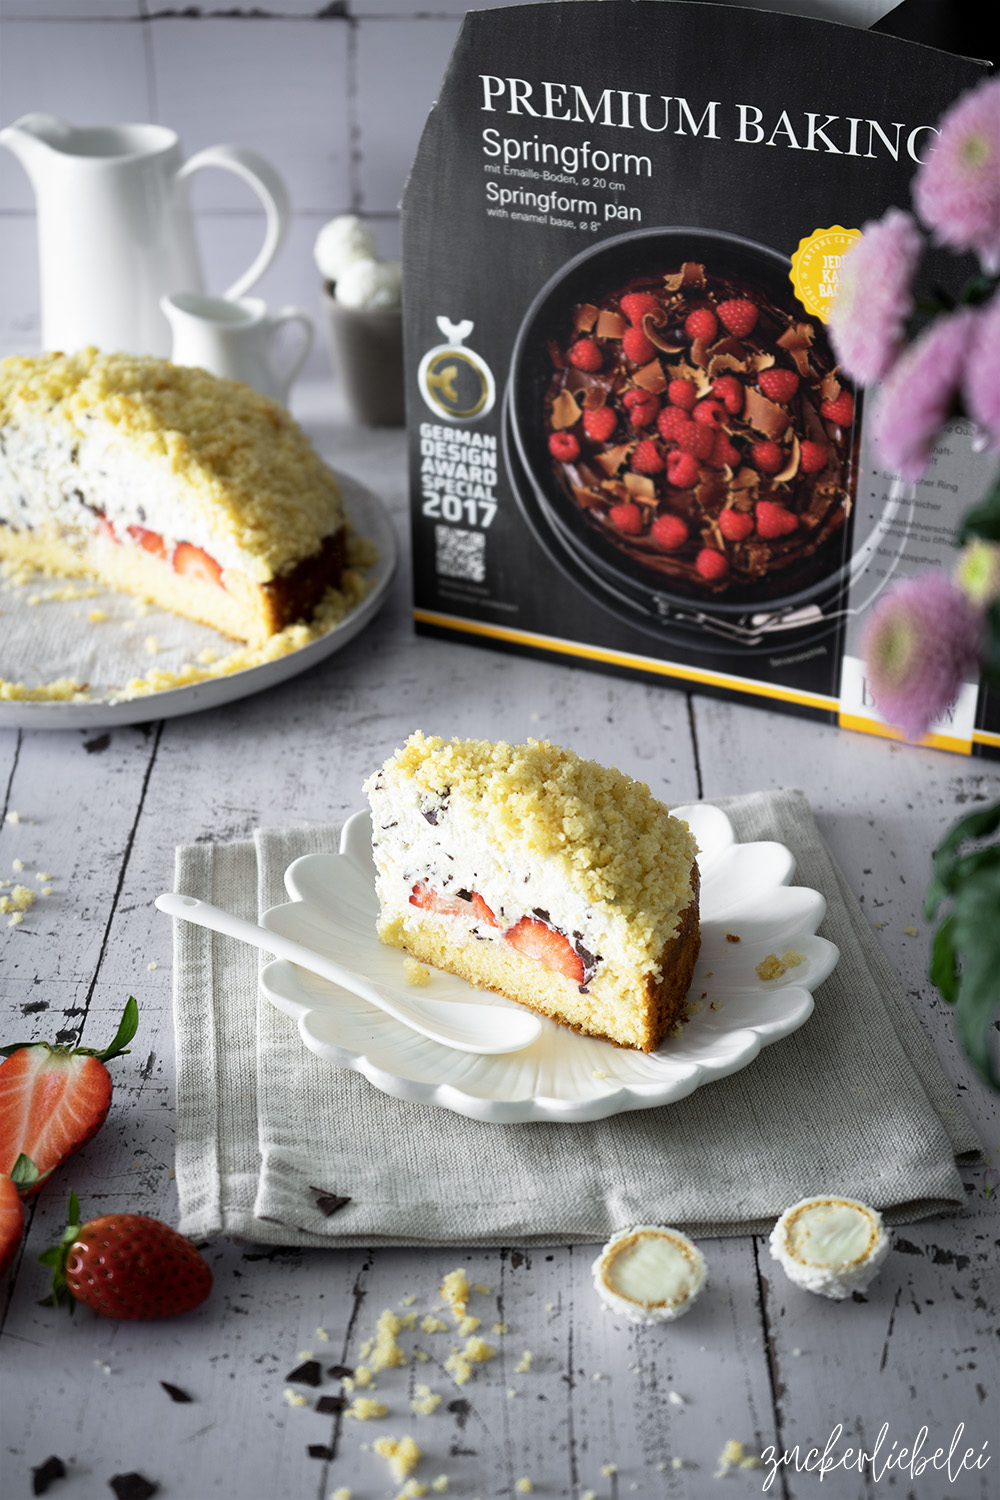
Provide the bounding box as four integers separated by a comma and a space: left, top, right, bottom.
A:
0, 0, 897, 372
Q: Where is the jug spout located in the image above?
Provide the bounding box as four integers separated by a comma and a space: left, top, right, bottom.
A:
0, 113, 74, 178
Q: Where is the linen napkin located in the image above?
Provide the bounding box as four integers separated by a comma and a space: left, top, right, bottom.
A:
171, 789, 981, 1246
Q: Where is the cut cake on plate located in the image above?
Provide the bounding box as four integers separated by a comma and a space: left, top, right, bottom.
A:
0, 348, 347, 645
364, 732, 700, 1052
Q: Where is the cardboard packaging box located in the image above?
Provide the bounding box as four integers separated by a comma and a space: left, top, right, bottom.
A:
402, 1, 996, 757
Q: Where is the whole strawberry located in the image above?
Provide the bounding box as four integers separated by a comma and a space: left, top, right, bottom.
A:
0, 997, 138, 1190
41, 1192, 213, 1320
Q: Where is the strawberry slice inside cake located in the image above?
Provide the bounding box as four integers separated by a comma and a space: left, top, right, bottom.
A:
364, 733, 701, 1052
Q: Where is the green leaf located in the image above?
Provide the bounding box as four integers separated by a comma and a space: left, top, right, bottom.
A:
959, 471, 1000, 544
96, 995, 139, 1063
929, 913, 960, 1005
8, 1154, 39, 1190
66, 1190, 79, 1231
932, 801, 1000, 894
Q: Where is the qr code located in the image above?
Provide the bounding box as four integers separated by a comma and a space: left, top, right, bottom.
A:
435, 525, 486, 583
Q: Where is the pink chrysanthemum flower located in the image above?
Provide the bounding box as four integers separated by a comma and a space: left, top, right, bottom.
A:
862, 573, 983, 741
829, 209, 923, 383
913, 76, 1000, 273
963, 293, 1000, 449
872, 308, 977, 480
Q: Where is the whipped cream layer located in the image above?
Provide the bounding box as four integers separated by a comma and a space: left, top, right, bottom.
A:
0, 414, 253, 576
592, 1226, 708, 1324
367, 773, 630, 978
769, 1196, 890, 1300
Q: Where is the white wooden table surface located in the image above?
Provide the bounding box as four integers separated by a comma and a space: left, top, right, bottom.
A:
1, 408, 997, 1500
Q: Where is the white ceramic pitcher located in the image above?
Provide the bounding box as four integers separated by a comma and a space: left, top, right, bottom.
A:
161, 291, 313, 405
0, 113, 291, 357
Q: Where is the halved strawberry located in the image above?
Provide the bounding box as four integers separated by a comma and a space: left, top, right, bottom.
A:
505, 918, 584, 983
409, 882, 466, 917
0, 998, 138, 1191
0, 1157, 38, 1277
126, 525, 167, 559
93, 514, 119, 546
173, 542, 224, 589
470, 894, 501, 928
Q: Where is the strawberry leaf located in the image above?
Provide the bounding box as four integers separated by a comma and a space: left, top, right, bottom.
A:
95, 996, 139, 1063
39, 1190, 83, 1309
9, 1154, 40, 1190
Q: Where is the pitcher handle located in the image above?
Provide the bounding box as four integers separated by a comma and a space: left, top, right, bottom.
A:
267, 306, 314, 401
176, 144, 291, 301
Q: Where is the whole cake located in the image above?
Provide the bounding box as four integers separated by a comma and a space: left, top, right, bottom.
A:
542, 260, 858, 600
364, 733, 700, 1052
0, 348, 347, 645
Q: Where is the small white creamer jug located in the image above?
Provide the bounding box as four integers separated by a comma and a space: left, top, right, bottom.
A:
0, 113, 291, 357
162, 291, 314, 406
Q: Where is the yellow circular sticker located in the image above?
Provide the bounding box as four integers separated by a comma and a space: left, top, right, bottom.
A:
790, 226, 863, 324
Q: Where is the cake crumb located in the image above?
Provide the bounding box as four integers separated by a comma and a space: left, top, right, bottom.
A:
401, 1294, 417, 1307
147, 960, 158, 970
492, 1322, 509, 1335
8, 912, 24, 926
330, 1489, 351, 1500
283, 1389, 308, 1408
515, 1351, 533, 1374
507, 1388, 517, 1398
582, 1491, 597, 1500
601, 1463, 618, 1476
369, 1309, 409, 1371
88, 608, 109, 623
414, 1349, 430, 1363
457, 1314, 481, 1337
903, 926, 918, 937
421, 1315, 449, 1334
12, 858, 23, 872
346, 1396, 387, 1421
373, 1435, 423, 1482
395, 1482, 428, 1499
473, 1282, 491, 1295
591, 1069, 607, 1080
755, 953, 785, 981
440, 1268, 471, 1322
515, 1481, 533, 1493
403, 956, 431, 986
725, 931, 741, 943
444, 1336, 496, 1385
671, 1458, 684, 1470
431, 1478, 448, 1493
668, 1390, 685, 1407
0, 885, 35, 915
715, 1439, 763, 1477
143, 634, 159, 655
4, 811, 19, 823
315, 1327, 330, 1342
410, 1384, 442, 1416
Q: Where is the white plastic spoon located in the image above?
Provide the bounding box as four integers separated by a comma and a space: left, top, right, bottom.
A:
155, 892, 542, 1055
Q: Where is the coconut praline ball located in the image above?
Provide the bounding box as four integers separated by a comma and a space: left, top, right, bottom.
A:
769, 1195, 890, 1300
592, 1226, 708, 1324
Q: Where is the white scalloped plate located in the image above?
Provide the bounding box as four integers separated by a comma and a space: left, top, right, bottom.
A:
258, 805, 838, 1124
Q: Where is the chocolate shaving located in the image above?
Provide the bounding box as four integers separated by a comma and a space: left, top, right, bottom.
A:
108, 1476, 158, 1500
574, 303, 599, 333
308, 1445, 334, 1461
311, 1187, 352, 1218
550, 389, 582, 430
594, 443, 632, 475
707, 351, 748, 379
732, 466, 760, 492
600, 480, 632, 502
316, 1394, 347, 1414
775, 435, 801, 484
642, 315, 679, 353
596, 309, 626, 340
581, 385, 608, 411
623, 473, 656, 500
689, 336, 711, 368
778, 323, 815, 378
820, 371, 842, 402
547, 339, 564, 370
745, 349, 776, 375
32, 1456, 67, 1496
572, 485, 604, 511
633, 360, 667, 394
327, 1363, 354, 1379
744, 387, 790, 440
664, 262, 705, 291
286, 1359, 323, 1386
160, 1382, 192, 1403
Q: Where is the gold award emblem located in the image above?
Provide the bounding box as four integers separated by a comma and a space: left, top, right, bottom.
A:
419, 318, 496, 422
790, 226, 863, 324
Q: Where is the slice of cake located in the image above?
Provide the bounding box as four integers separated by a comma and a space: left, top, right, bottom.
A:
363, 733, 700, 1052
0, 348, 347, 645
